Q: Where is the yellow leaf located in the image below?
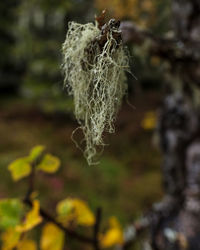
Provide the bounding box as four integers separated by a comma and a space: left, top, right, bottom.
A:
141, 111, 157, 130
37, 154, 60, 173
8, 157, 31, 181
17, 239, 37, 250
29, 145, 45, 162
1, 228, 21, 250
16, 200, 42, 232
100, 217, 124, 248
56, 198, 95, 226
40, 223, 64, 250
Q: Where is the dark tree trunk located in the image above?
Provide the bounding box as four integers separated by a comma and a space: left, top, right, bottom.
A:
121, 0, 200, 249
149, 1, 200, 249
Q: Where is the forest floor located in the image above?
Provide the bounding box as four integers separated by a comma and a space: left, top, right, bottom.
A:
0, 90, 163, 228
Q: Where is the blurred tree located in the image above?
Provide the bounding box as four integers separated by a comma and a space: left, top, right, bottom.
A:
120, 0, 200, 249
0, 0, 23, 95
14, 0, 72, 98
13, 0, 96, 100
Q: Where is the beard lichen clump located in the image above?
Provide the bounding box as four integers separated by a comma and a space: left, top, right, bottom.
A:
62, 20, 129, 165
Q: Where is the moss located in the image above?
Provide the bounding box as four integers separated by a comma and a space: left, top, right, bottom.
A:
62, 21, 129, 165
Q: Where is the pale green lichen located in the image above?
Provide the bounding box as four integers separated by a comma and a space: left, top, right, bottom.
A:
62, 21, 129, 165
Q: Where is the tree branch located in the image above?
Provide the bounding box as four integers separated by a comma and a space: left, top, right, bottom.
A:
93, 207, 102, 250
120, 21, 200, 64
23, 198, 95, 245
25, 151, 45, 199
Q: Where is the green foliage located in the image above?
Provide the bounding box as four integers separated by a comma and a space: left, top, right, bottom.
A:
100, 217, 123, 248
8, 157, 31, 181
29, 145, 45, 162
40, 223, 64, 250
0, 199, 23, 230
1, 228, 21, 250
56, 198, 95, 226
37, 154, 60, 173
8, 145, 61, 181
13, 0, 73, 98
1, 146, 126, 249
16, 200, 42, 232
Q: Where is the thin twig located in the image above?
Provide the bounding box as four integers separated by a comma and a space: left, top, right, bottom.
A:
121, 216, 150, 250
23, 150, 95, 245
25, 151, 45, 199
93, 207, 102, 250
23, 198, 95, 244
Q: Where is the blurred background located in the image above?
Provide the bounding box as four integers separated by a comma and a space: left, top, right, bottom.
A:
0, 0, 172, 242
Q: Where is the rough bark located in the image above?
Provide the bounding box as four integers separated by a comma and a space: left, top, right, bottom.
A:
121, 0, 200, 249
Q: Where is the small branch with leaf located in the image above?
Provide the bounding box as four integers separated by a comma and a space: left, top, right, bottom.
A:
0, 145, 127, 250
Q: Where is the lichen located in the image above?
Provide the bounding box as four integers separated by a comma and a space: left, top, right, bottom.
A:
62, 21, 129, 165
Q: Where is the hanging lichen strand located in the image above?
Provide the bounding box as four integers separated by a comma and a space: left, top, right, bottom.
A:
62, 18, 129, 165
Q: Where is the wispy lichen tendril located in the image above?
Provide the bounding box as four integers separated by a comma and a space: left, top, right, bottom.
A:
62, 20, 129, 165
